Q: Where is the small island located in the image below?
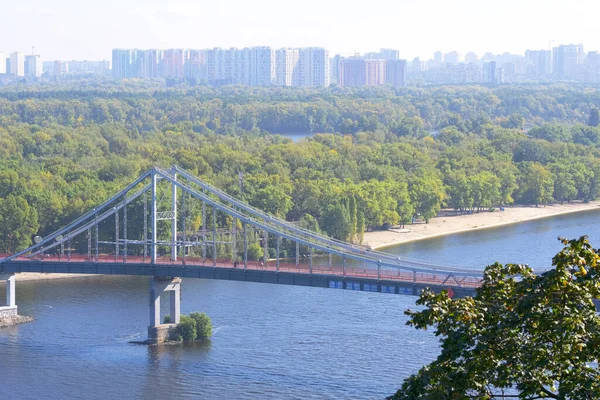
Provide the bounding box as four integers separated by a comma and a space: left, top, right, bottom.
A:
133, 312, 212, 346
0, 309, 33, 328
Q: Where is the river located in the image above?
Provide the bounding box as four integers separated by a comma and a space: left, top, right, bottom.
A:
2, 210, 600, 399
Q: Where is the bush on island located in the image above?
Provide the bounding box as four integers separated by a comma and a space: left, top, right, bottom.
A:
177, 315, 197, 342
190, 312, 213, 340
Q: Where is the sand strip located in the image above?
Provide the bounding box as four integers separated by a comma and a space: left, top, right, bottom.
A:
364, 201, 600, 250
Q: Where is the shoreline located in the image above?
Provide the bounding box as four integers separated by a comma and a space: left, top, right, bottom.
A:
365, 201, 600, 250
14, 273, 97, 282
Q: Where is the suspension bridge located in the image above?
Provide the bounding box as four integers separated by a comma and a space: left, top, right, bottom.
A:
0, 166, 483, 342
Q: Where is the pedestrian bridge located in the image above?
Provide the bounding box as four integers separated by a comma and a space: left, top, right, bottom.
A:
0, 166, 482, 341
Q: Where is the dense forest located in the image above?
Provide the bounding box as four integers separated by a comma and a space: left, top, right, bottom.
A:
1, 82, 600, 253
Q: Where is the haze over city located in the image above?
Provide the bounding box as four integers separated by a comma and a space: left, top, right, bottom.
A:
3, 0, 600, 61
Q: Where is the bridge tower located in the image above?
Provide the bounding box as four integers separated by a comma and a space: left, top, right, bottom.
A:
147, 170, 182, 344
147, 277, 181, 344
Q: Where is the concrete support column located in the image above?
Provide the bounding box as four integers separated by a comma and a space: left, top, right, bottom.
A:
4, 275, 16, 308
170, 284, 181, 324
149, 278, 161, 328
148, 277, 182, 330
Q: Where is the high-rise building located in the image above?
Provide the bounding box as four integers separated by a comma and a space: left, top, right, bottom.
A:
379, 48, 400, 61
525, 49, 552, 76
330, 55, 343, 85
365, 59, 386, 86
297, 47, 330, 87
54, 61, 63, 76
24, 55, 43, 77
433, 51, 443, 64
134, 49, 162, 78
386, 59, 407, 88
484, 61, 501, 84
184, 50, 207, 82
0, 52, 4, 74
275, 48, 300, 86
160, 49, 185, 78
340, 58, 366, 87
10, 52, 25, 77
5, 58, 10, 75
553, 44, 584, 80
411, 57, 425, 73
250, 47, 275, 86
112, 49, 134, 79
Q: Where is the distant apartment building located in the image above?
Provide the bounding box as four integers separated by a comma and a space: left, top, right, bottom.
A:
184, 50, 207, 82
134, 49, 162, 79
330, 55, 342, 85
553, 44, 584, 80
340, 58, 366, 87
525, 49, 552, 77
379, 48, 400, 60
297, 47, 330, 87
483, 61, 503, 84
112, 49, 134, 79
0, 52, 5, 74
10, 52, 25, 77
275, 48, 300, 86
385, 59, 407, 88
54, 61, 63, 76
24, 55, 42, 77
250, 47, 275, 86
161, 49, 185, 78
365, 60, 386, 86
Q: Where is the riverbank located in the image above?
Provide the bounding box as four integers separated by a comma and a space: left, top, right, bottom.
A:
365, 201, 600, 250
14, 273, 95, 281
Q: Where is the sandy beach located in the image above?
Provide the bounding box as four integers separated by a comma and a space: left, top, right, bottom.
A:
14, 273, 96, 281
365, 201, 600, 250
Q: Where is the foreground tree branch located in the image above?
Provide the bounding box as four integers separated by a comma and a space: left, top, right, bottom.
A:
390, 236, 600, 400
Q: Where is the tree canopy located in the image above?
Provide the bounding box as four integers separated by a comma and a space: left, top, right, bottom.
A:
1, 83, 600, 253
391, 236, 600, 400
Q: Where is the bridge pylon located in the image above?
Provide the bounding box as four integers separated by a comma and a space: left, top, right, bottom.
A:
148, 276, 181, 344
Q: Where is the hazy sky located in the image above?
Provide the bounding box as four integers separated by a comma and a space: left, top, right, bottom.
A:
2, 0, 599, 61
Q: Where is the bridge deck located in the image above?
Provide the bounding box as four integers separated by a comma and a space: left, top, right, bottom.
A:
0, 255, 479, 297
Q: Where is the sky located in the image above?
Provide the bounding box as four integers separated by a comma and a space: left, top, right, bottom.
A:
1, 0, 599, 61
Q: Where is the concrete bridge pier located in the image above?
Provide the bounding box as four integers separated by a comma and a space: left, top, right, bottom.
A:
148, 277, 181, 344
0, 274, 17, 318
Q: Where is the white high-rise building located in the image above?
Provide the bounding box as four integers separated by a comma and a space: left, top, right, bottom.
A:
275, 48, 300, 86
296, 48, 330, 87
250, 47, 275, 86
0, 52, 5, 74
10, 52, 25, 76
25, 55, 43, 77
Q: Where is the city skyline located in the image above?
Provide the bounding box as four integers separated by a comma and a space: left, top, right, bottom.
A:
2, 0, 600, 61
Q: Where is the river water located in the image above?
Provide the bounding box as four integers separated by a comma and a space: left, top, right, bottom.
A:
2, 210, 600, 399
